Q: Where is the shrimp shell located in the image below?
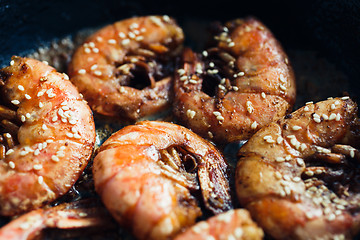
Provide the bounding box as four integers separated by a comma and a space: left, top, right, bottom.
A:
68, 15, 184, 121
174, 209, 264, 240
93, 121, 232, 240
173, 17, 296, 143
236, 97, 360, 240
0, 57, 95, 216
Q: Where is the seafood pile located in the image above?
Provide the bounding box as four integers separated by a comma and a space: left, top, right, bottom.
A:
0, 15, 359, 240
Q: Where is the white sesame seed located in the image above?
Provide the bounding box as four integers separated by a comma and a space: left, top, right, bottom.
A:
329, 113, 337, 120
177, 69, 185, 75
84, 47, 91, 54
73, 133, 81, 139
119, 32, 126, 38
94, 70, 102, 76
232, 86, 239, 91
186, 109, 196, 119
37, 90, 45, 97
61, 118, 67, 123
90, 64, 98, 70
261, 92, 266, 98
92, 47, 99, 53
275, 171, 282, 180
218, 84, 226, 90
331, 104, 336, 110
8, 160, 15, 169
6, 149, 14, 155
33, 164, 43, 170
238, 71, 245, 76
251, 121, 258, 129
38, 102, 44, 108
25, 113, 31, 119
350, 150, 355, 158
34, 149, 40, 156
293, 177, 301, 182
279, 74, 287, 83
328, 213, 336, 221
121, 39, 130, 45
52, 116, 58, 122
313, 117, 321, 123
300, 143, 307, 151
208, 131, 213, 138
279, 84, 287, 91
202, 51, 208, 57
209, 62, 215, 68
108, 39, 117, 44
10, 60, 14, 66
213, 111, 221, 117
61, 106, 69, 111
180, 75, 188, 81
18, 85, 24, 91
290, 138, 298, 147
42, 124, 47, 130
306, 101, 313, 105
276, 136, 283, 144
228, 42, 235, 47
341, 96, 349, 100
304, 106, 309, 112
96, 36, 103, 42
11, 100, 20, 105
189, 79, 197, 84
24, 94, 31, 100
38, 176, 44, 184
78, 69, 86, 74
217, 115, 225, 121
51, 155, 59, 162
20, 115, 26, 122
334, 100, 340, 106
275, 157, 285, 162
335, 113, 341, 121
292, 125, 302, 131
66, 132, 74, 138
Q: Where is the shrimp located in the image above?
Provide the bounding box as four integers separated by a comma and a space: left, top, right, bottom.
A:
92, 120, 232, 240
235, 97, 360, 240
173, 17, 296, 143
68, 15, 184, 121
174, 209, 264, 240
0, 57, 96, 216
0, 199, 115, 240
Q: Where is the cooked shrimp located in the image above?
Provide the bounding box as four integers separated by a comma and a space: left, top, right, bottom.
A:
235, 97, 360, 240
174, 208, 264, 240
0, 57, 96, 216
68, 15, 184, 121
0, 199, 114, 240
173, 17, 296, 143
93, 121, 232, 240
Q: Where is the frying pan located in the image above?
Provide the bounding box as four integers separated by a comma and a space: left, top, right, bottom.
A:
0, 0, 359, 239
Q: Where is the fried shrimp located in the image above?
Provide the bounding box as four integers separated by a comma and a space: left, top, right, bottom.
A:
235, 97, 360, 240
93, 121, 232, 240
68, 15, 184, 121
173, 17, 295, 143
174, 209, 264, 240
0, 57, 96, 216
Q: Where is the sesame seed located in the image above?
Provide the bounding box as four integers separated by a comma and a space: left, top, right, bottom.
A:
8, 161, 15, 169
51, 155, 59, 162
213, 111, 221, 117
216, 115, 225, 121
275, 157, 285, 162
279, 74, 287, 83
84, 47, 91, 53
180, 75, 188, 81
121, 39, 130, 45
331, 104, 336, 110
251, 121, 258, 129
305, 171, 314, 177
34, 149, 40, 156
25, 113, 31, 118
92, 48, 99, 53
341, 96, 349, 100
261, 92, 266, 98
39, 102, 44, 108
62, 106, 69, 111
20, 115, 26, 122
108, 39, 117, 44
306, 101, 313, 105
292, 125, 302, 131
279, 84, 287, 91
232, 86, 239, 91
33, 164, 43, 170
334, 100, 340, 106
275, 171, 282, 179
37, 90, 45, 97
218, 84, 226, 90
6, 149, 14, 155
186, 109, 196, 119
350, 149, 355, 158
329, 113, 337, 120
313, 117, 321, 123
61, 118, 67, 123
11, 100, 20, 105
285, 155, 292, 161
18, 85, 24, 91
24, 94, 31, 100
238, 71, 245, 76
78, 69, 86, 74
279, 189, 286, 197
335, 113, 341, 121
38, 176, 44, 184
96, 36, 103, 42
74, 133, 81, 139
304, 106, 309, 111
246, 101, 254, 114
202, 51, 208, 57
94, 70, 102, 76
90, 64, 98, 70
66, 132, 74, 138
10, 60, 14, 65
4, 133, 11, 138
208, 131, 213, 138
277, 136, 283, 144
293, 177, 301, 182
209, 62, 215, 68
300, 143, 307, 151
177, 69, 185, 75
228, 42, 235, 47
290, 138, 298, 147
327, 213, 336, 221
42, 124, 48, 130
52, 116, 58, 122
189, 79, 197, 84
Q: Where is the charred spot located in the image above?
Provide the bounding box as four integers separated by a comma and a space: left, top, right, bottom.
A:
283, 123, 288, 130
20, 63, 28, 73
284, 114, 293, 119
0, 71, 12, 85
